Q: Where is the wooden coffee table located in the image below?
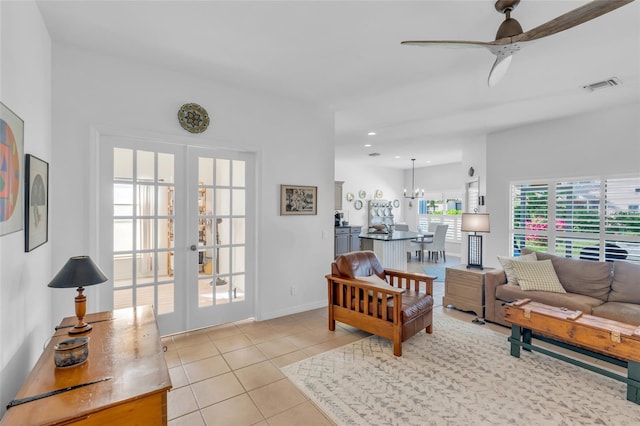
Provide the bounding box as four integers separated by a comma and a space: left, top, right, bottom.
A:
504, 299, 640, 405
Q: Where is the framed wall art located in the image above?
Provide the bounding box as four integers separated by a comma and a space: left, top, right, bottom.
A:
25, 154, 48, 251
280, 184, 317, 215
0, 101, 24, 236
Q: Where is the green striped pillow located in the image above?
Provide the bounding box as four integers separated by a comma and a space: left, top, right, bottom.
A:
512, 259, 566, 293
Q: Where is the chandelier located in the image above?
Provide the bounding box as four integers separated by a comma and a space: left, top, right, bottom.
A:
404, 158, 424, 200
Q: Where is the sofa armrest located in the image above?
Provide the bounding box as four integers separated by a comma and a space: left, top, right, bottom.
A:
484, 269, 507, 323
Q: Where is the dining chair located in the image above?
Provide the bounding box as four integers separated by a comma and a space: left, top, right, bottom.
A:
421, 224, 448, 263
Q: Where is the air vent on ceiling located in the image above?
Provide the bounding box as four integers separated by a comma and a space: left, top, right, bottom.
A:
368, 152, 381, 157
582, 77, 621, 92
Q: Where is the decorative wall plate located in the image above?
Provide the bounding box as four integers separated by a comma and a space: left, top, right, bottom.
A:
375, 189, 383, 199
393, 199, 400, 208
178, 103, 210, 133
358, 190, 367, 199
346, 192, 354, 202
354, 199, 363, 210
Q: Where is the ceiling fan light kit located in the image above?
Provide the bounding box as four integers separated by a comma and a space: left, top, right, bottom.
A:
401, 0, 635, 87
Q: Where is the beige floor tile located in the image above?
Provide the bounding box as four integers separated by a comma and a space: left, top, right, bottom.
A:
178, 341, 219, 365
302, 340, 341, 357
191, 372, 245, 408
285, 330, 329, 349
168, 410, 206, 426
167, 386, 199, 420
222, 345, 267, 370
172, 331, 212, 349
244, 327, 289, 345
200, 393, 264, 426
267, 401, 336, 426
205, 322, 242, 340
256, 336, 300, 358
213, 333, 253, 353
184, 354, 231, 383
164, 349, 182, 369
234, 360, 285, 391
269, 350, 310, 368
248, 378, 308, 418
169, 365, 189, 389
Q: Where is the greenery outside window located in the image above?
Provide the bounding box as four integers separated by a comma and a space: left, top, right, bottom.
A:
418, 195, 462, 242
510, 176, 640, 263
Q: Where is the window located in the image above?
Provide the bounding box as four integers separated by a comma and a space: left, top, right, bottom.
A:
418, 194, 462, 242
510, 176, 640, 263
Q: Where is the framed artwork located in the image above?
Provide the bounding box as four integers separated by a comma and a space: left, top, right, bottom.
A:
25, 155, 48, 251
0, 101, 24, 236
280, 184, 317, 215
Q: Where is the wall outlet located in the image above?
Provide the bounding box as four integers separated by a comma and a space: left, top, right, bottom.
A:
290, 285, 296, 296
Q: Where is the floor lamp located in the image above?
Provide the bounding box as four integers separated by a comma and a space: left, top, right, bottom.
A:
462, 212, 490, 270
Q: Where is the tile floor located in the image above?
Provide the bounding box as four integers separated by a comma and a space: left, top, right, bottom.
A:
163, 258, 624, 425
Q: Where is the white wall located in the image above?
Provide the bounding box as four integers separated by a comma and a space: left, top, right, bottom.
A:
50, 44, 335, 324
0, 1, 52, 416
485, 102, 640, 268
335, 161, 404, 227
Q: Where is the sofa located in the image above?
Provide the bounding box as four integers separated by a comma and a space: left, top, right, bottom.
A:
485, 249, 640, 327
326, 250, 435, 356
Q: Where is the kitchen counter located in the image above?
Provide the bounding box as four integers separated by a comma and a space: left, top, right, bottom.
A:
359, 231, 421, 270
358, 230, 421, 241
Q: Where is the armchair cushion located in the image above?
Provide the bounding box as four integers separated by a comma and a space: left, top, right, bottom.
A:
334, 250, 386, 280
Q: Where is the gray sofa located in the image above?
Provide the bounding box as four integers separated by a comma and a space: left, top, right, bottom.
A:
485, 249, 640, 327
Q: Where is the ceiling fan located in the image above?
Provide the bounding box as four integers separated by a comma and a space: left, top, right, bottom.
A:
401, 0, 635, 87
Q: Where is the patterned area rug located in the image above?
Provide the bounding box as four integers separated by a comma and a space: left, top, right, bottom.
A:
282, 312, 640, 425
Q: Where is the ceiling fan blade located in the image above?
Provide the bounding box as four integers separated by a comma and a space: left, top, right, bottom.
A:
513, 0, 635, 43
488, 54, 513, 87
400, 40, 503, 50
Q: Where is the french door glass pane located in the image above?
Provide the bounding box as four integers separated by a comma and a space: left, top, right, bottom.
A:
112, 148, 175, 315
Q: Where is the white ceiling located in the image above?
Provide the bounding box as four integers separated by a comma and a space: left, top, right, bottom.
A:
36, 0, 640, 169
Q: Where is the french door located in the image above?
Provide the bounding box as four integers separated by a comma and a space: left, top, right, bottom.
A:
98, 135, 254, 335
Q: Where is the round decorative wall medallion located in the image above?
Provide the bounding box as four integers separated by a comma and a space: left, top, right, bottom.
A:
178, 103, 210, 133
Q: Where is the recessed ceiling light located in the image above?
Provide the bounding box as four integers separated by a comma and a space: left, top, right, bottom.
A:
394, 156, 401, 159
425, 160, 431, 164
364, 144, 372, 147
367, 132, 377, 136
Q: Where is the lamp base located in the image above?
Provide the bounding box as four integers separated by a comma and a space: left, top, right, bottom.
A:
466, 264, 484, 270
69, 323, 93, 335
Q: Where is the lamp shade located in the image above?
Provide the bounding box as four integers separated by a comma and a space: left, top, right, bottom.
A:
461, 213, 490, 233
48, 256, 108, 289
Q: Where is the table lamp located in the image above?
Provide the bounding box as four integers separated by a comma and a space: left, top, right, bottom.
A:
48, 256, 108, 335
461, 212, 490, 270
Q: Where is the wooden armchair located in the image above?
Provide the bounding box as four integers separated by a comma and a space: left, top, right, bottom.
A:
326, 251, 435, 356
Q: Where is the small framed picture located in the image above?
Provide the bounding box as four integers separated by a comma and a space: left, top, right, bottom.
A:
280, 184, 317, 215
25, 154, 48, 251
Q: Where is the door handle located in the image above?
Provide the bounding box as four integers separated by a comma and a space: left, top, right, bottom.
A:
190, 245, 197, 251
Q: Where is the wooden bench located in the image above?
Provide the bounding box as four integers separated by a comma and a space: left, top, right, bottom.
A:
505, 299, 640, 405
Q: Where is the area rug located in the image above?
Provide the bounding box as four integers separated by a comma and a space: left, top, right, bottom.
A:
281, 312, 640, 425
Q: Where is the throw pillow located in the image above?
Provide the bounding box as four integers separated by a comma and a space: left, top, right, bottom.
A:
512, 259, 566, 293
356, 275, 394, 299
497, 253, 537, 285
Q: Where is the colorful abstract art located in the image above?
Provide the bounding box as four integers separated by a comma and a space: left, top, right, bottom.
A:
0, 102, 24, 236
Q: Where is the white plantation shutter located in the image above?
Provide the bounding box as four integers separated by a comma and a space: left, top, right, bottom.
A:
510, 176, 640, 263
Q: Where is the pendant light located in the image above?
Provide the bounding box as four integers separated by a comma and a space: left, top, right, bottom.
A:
404, 158, 424, 200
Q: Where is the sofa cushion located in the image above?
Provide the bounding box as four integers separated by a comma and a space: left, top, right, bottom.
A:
526, 249, 612, 301
495, 283, 604, 314
512, 260, 566, 293
592, 302, 640, 326
356, 275, 393, 299
357, 291, 433, 321
497, 253, 537, 285
608, 261, 640, 304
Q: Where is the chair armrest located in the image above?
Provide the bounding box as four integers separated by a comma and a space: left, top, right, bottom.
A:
383, 269, 434, 295
484, 269, 507, 323
325, 274, 405, 295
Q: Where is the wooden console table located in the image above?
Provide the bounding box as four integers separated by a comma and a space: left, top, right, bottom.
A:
1, 306, 172, 425
505, 299, 640, 404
